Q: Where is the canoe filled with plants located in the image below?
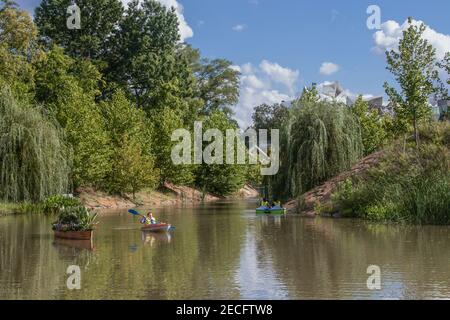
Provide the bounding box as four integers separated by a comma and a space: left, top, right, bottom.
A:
52, 206, 98, 240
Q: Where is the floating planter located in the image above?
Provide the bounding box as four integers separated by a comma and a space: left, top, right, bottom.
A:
52, 206, 98, 241
54, 230, 93, 240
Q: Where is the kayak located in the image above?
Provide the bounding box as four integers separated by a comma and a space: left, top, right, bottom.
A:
141, 223, 172, 233
256, 206, 286, 215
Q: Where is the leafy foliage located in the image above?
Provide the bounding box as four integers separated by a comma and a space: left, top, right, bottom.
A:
352, 96, 389, 155
0, 86, 71, 202
332, 139, 450, 224
42, 195, 81, 214
35, 0, 123, 61
106, 0, 193, 112
0, 1, 41, 100
34, 47, 112, 187
52, 206, 98, 231
149, 106, 195, 185
384, 18, 441, 147
101, 90, 159, 195
270, 101, 363, 198
195, 58, 240, 116
298, 83, 319, 104
252, 103, 290, 131
194, 111, 248, 196
0, 0, 254, 203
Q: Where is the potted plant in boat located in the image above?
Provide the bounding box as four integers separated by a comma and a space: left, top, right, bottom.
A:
52, 206, 98, 240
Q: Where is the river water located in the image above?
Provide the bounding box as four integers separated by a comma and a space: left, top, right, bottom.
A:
1, 200, 450, 300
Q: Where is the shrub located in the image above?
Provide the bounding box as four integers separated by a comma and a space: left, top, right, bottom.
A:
42, 195, 81, 214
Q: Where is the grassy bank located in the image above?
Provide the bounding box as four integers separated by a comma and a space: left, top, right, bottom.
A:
0, 202, 43, 216
328, 123, 450, 224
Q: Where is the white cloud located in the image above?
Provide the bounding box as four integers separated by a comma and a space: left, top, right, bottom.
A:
259, 60, 299, 94
232, 24, 247, 32
122, 0, 193, 42
373, 19, 450, 60
319, 62, 340, 75
232, 61, 300, 129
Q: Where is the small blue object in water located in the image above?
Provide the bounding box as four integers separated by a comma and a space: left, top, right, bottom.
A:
128, 244, 138, 253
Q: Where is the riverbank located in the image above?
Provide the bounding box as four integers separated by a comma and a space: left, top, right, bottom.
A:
284, 151, 385, 217
284, 126, 450, 224
0, 183, 259, 216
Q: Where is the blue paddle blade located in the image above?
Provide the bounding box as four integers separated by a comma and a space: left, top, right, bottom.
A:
128, 209, 141, 216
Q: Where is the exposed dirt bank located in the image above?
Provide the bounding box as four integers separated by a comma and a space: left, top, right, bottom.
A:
284, 151, 385, 217
78, 183, 259, 210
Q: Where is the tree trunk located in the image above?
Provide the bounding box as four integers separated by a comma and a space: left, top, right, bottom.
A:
413, 113, 419, 149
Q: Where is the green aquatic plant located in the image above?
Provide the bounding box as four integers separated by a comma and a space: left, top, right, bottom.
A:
0, 86, 72, 202
52, 206, 98, 231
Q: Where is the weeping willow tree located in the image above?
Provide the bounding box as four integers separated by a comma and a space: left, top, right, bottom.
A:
0, 86, 71, 202
271, 101, 363, 198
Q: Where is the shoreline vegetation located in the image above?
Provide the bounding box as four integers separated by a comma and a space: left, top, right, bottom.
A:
262, 19, 450, 225
0, 184, 259, 216
284, 122, 450, 224
0, 1, 262, 216
1, 2, 450, 225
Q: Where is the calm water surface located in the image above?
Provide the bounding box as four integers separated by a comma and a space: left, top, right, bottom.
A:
1, 200, 450, 299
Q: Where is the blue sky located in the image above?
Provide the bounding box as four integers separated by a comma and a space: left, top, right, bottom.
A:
17, 0, 450, 127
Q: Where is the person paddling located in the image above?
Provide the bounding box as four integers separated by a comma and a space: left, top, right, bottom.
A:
146, 210, 157, 225
272, 199, 282, 208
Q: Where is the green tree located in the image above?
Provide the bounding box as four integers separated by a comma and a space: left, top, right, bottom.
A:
273, 101, 363, 198
0, 86, 71, 202
111, 135, 158, 199
194, 111, 247, 196
252, 103, 289, 131
35, 0, 123, 61
34, 47, 111, 188
195, 58, 240, 116
149, 106, 194, 186
100, 90, 158, 194
0, 1, 41, 99
384, 18, 441, 147
352, 96, 388, 155
299, 83, 319, 104
439, 52, 450, 90
106, 0, 193, 112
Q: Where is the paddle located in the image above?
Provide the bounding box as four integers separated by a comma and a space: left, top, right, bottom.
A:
128, 209, 145, 218
128, 209, 176, 230
128, 209, 144, 217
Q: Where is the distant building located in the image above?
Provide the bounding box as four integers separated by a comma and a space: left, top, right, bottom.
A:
427, 98, 449, 120
317, 81, 353, 106
297, 81, 448, 120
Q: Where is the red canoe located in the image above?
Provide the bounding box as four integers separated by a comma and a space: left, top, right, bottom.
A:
141, 223, 171, 233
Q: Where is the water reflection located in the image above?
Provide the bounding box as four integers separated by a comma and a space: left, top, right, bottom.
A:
1, 202, 450, 299
141, 231, 172, 245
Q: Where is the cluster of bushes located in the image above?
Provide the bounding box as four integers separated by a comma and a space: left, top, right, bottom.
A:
330, 123, 450, 224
